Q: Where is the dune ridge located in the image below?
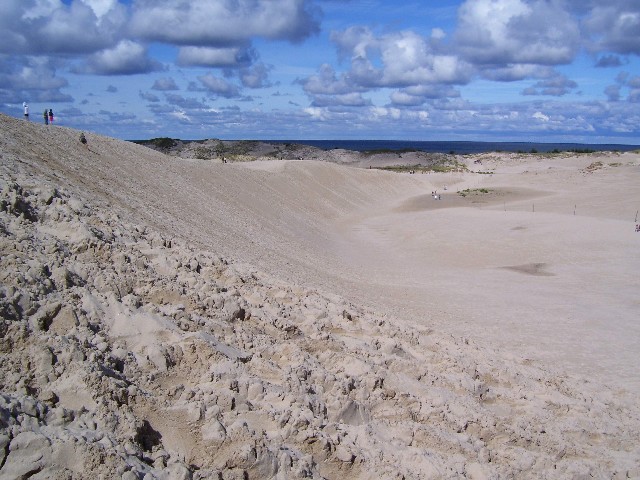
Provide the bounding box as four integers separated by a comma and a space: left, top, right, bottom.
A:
1, 114, 639, 479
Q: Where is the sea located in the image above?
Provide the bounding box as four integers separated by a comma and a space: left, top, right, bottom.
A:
269, 140, 640, 155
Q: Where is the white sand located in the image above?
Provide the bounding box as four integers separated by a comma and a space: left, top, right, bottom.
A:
1, 113, 639, 479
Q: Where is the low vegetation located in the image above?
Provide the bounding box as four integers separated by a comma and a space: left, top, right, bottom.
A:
134, 137, 178, 151
377, 165, 429, 173
362, 148, 418, 157
194, 146, 215, 159
516, 148, 597, 155
583, 161, 604, 173
458, 188, 493, 197
377, 157, 468, 173
227, 140, 260, 156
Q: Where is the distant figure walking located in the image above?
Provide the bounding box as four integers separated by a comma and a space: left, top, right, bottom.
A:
43, 110, 49, 125
48, 109, 54, 124
79, 132, 87, 148
23, 102, 29, 120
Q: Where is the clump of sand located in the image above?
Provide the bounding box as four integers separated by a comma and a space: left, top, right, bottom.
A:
1, 114, 639, 479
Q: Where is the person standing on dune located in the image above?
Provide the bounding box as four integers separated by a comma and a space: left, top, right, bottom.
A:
23, 102, 29, 120
43, 109, 49, 125
49, 109, 54, 124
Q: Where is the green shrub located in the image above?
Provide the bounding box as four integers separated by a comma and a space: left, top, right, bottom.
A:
194, 146, 214, 159
150, 137, 176, 150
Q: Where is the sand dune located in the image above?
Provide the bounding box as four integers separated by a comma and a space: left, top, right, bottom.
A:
1, 113, 639, 479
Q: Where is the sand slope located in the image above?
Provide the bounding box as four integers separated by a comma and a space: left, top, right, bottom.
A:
1, 114, 639, 479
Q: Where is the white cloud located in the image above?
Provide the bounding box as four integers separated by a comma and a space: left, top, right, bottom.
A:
454, 0, 581, 66
139, 91, 160, 102
0, 57, 67, 91
129, 0, 320, 46
169, 110, 192, 123
298, 64, 359, 95
165, 94, 206, 110
390, 91, 426, 106
1, 0, 639, 143
522, 73, 578, 97
240, 63, 273, 89
604, 85, 621, 102
584, 4, 640, 55
370, 106, 401, 119
0, 0, 126, 55
79, 40, 163, 75
83, 0, 118, 19
533, 111, 549, 122
431, 28, 446, 40
20, 0, 59, 20
312, 93, 371, 107
304, 107, 328, 120
390, 84, 460, 106
328, 27, 473, 89
197, 73, 241, 98
480, 64, 553, 82
152, 78, 179, 91
177, 46, 257, 68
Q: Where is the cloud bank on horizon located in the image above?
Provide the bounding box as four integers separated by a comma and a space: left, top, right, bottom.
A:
1, 0, 639, 143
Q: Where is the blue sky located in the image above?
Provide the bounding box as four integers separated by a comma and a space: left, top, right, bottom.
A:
1, 0, 639, 143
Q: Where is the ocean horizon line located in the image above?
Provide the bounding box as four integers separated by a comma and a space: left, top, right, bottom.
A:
260, 139, 640, 154
130, 136, 640, 155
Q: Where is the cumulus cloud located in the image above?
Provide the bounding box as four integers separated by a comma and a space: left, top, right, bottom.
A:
98, 109, 137, 123
304, 107, 329, 120
454, 0, 581, 66
390, 91, 427, 107
240, 63, 274, 89
0, 57, 67, 91
480, 64, 554, 82
152, 78, 179, 91
627, 76, 640, 89
370, 106, 402, 120
595, 54, 625, 68
0, 0, 127, 55
129, 0, 320, 46
610, 73, 640, 103
298, 0, 639, 113
284, 96, 639, 140
522, 73, 578, 96
390, 85, 460, 106
299, 26, 473, 103
164, 94, 207, 110
298, 64, 360, 95
0, 0, 320, 75
604, 85, 621, 102
1, 0, 638, 142
139, 91, 160, 102
196, 73, 241, 98
532, 111, 549, 122
311, 93, 371, 107
77, 40, 163, 75
0, 56, 72, 102
583, 3, 640, 55
177, 46, 258, 68
331, 27, 473, 88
